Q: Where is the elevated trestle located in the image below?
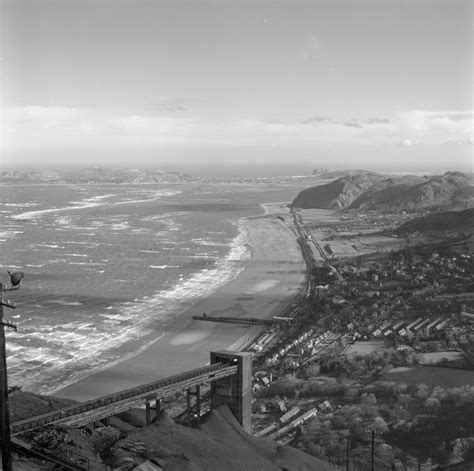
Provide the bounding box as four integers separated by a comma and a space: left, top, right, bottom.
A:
12, 351, 252, 435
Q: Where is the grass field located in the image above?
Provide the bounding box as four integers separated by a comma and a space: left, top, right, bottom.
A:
344, 340, 386, 358
382, 366, 474, 388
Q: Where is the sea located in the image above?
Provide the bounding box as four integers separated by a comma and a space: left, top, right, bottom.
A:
0, 183, 300, 394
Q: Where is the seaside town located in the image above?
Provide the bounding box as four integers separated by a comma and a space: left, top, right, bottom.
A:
2, 0, 473, 469
243, 206, 474, 470
1, 173, 473, 471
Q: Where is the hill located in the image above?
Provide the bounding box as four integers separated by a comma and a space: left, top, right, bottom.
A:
9, 391, 334, 471
395, 208, 474, 234
292, 172, 474, 212
312, 168, 383, 180
350, 172, 474, 212
114, 406, 335, 471
292, 173, 385, 209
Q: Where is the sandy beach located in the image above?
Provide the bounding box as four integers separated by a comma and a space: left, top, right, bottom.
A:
56, 203, 305, 401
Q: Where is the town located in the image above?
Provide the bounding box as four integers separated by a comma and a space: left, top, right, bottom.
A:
243, 207, 474, 470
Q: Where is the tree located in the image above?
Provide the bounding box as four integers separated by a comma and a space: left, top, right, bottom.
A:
360, 393, 377, 406
373, 416, 389, 433
416, 383, 430, 400
91, 427, 120, 455
423, 397, 440, 410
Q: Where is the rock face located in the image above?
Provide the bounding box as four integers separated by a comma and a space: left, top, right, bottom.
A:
396, 208, 474, 234
292, 172, 474, 212
292, 173, 385, 209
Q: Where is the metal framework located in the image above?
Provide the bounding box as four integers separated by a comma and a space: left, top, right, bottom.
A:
1, 282, 18, 471
12, 362, 237, 434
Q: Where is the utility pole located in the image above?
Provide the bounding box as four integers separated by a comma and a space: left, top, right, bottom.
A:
346, 434, 351, 471
0, 281, 19, 471
371, 430, 375, 471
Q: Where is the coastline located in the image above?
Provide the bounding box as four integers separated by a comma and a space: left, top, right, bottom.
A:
55, 202, 305, 401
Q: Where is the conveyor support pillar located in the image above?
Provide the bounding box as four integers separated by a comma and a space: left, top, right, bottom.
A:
210, 350, 252, 433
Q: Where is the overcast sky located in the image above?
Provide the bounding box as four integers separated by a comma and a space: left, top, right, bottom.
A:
1, 0, 472, 174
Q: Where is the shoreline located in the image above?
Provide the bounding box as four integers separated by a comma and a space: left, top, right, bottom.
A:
40, 219, 252, 396
55, 202, 305, 401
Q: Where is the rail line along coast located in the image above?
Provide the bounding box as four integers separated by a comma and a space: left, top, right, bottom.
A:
3, 174, 474, 471
4, 201, 335, 470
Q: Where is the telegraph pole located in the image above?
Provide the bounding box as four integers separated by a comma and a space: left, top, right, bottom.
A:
0, 282, 19, 471
371, 430, 375, 471
346, 434, 351, 471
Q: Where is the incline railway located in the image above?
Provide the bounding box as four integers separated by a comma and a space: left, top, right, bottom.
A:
11, 362, 237, 434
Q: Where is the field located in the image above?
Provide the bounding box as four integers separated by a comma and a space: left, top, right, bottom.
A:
382, 366, 474, 388
344, 340, 386, 358
417, 351, 464, 364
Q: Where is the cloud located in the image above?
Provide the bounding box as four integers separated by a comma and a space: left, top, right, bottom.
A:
343, 122, 364, 128
443, 112, 474, 122
399, 138, 415, 147
4, 105, 86, 125
367, 118, 390, 124
395, 110, 473, 145
145, 98, 203, 114
2, 106, 472, 153
300, 115, 331, 125
441, 137, 473, 146
306, 34, 321, 51
301, 34, 322, 60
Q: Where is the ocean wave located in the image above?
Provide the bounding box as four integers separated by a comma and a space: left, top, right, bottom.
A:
149, 265, 179, 269
3, 202, 40, 208
141, 211, 189, 222
8, 218, 251, 394
67, 262, 103, 266
50, 300, 83, 306
110, 222, 129, 230
192, 238, 226, 247
11, 189, 181, 220
0, 230, 23, 239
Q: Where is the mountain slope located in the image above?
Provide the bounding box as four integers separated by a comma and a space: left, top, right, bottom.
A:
292, 172, 474, 212
10, 392, 334, 471
350, 172, 474, 212
395, 208, 474, 234
292, 173, 384, 209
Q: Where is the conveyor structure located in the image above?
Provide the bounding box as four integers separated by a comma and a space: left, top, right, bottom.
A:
11, 361, 238, 435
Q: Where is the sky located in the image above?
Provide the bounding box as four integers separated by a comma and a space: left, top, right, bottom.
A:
1, 0, 473, 175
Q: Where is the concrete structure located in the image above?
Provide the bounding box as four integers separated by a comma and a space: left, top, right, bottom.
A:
413, 318, 430, 332
435, 319, 450, 330
425, 317, 442, 334
392, 320, 405, 332
462, 312, 474, 321
406, 317, 423, 331
210, 350, 252, 433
